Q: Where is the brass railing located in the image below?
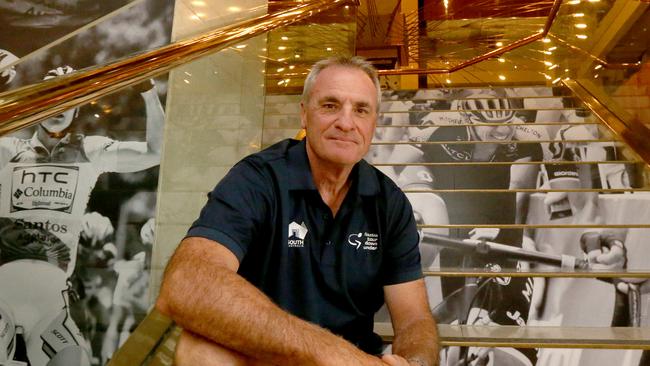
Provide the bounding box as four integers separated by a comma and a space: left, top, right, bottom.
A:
0, 0, 357, 136
563, 78, 650, 166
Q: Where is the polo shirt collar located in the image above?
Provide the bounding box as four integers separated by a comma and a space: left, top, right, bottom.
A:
287, 139, 380, 196
356, 159, 380, 196
30, 132, 46, 149
30, 131, 72, 151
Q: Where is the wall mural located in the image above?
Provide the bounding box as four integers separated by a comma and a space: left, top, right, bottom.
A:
0, 0, 173, 365
367, 87, 649, 366
0, 0, 134, 58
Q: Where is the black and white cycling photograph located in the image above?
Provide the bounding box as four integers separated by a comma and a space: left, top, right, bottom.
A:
367, 86, 650, 366
0, 0, 173, 364
0, 0, 135, 58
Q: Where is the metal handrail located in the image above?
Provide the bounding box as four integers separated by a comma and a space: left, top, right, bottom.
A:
563, 78, 650, 166
0, 0, 357, 136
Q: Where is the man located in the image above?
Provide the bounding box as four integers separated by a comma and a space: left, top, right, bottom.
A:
0, 65, 165, 366
156, 56, 439, 366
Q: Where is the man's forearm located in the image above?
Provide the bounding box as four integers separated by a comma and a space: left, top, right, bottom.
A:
157, 240, 382, 366
391, 316, 439, 366
141, 89, 164, 154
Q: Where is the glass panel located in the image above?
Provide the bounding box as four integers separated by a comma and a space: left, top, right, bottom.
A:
265, 3, 356, 92
422, 0, 555, 69
0, 79, 166, 365
1, 0, 175, 92
172, 0, 268, 40
0, 0, 141, 59
0, 1, 277, 365
0, 0, 269, 92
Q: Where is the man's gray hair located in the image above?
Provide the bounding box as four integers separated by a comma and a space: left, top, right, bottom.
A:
301, 56, 381, 111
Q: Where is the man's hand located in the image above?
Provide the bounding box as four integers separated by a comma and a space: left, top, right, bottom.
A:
468, 227, 500, 241
616, 280, 650, 295
382, 354, 425, 366
586, 244, 625, 270
580, 230, 627, 270
81, 211, 114, 246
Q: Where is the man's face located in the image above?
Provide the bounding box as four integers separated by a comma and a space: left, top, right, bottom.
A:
471, 123, 515, 141
301, 65, 378, 167
40, 108, 75, 133
459, 96, 515, 142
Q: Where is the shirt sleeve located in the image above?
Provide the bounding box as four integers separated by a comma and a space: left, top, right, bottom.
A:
381, 187, 423, 285
0, 137, 19, 167
186, 159, 271, 261
82, 135, 119, 173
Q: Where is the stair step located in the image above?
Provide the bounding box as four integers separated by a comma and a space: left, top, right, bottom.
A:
403, 188, 650, 193
371, 139, 621, 144
375, 122, 602, 127
374, 323, 650, 349
373, 161, 641, 166
421, 268, 650, 278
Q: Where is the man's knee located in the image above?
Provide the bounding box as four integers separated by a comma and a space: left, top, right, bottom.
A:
45, 345, 90, 366
176, 330, 248, 366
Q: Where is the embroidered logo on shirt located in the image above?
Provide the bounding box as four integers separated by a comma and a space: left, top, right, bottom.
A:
288, 221, 308, 248
348, 232, 379, 251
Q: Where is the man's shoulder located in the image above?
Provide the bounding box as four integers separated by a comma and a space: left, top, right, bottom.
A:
0, 135, 26, 158
224, 139, 300, 186
0, 135, 25, 146
240, 138, 299, 170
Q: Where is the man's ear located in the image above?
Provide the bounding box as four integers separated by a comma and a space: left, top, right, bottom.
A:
299, 101, 307, 129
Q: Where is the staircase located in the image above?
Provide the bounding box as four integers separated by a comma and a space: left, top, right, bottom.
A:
263, 84, 650, 366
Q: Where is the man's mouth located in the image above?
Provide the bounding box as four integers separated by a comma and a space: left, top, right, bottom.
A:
329, 136, 356, 144
490, 128, 514, 140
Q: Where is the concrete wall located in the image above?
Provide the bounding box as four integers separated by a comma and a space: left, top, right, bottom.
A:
150, 0, 268, 299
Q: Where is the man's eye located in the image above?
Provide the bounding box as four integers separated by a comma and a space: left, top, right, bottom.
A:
322, 104, 337, 110
357, 108, 370, 115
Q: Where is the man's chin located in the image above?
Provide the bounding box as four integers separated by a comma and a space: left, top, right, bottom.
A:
309, 141, 366, 166
326, 151, 363, 166
40, 123, 68, 134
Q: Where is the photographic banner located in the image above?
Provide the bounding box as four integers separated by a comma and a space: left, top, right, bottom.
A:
0, 0, 173, 365
368, 87, 648, 366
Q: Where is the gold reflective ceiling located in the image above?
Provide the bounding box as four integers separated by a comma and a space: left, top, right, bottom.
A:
265, 0, 647, 91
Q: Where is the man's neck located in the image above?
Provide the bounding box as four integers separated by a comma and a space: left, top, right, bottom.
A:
306, 146, 354, 217
37, 126, 65, 151
472, 143, 498, 161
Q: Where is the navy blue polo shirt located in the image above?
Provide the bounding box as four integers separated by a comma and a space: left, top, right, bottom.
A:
187, 138, 422, 352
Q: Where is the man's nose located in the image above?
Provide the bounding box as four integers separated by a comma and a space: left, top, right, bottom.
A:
335, 105, 355, 131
